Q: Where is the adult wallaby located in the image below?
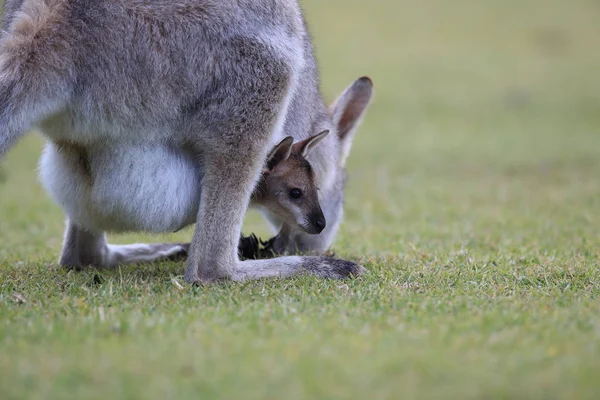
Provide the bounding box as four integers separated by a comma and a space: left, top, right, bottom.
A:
0, 0, 373, 283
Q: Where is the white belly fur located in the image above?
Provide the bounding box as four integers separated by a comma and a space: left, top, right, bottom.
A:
39, 143, 202, 233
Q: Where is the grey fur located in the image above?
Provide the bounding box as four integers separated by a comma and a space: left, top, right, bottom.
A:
0, 0, 373, 283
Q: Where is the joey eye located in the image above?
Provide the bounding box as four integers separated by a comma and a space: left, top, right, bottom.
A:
289, 188, 302, 199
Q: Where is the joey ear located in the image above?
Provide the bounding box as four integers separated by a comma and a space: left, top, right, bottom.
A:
329, 76, 374, 166
292, 130, 329, 158
266, 136, 294, 171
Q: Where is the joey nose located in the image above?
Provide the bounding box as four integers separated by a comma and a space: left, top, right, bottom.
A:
306, 211, 326, 234
314, 215, 326, 233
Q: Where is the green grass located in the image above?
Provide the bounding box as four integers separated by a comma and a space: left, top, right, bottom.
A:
1, 0, 600, 398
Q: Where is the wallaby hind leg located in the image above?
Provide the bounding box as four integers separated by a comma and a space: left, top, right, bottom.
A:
60, 221, 189, 269
185, 145, 269, 282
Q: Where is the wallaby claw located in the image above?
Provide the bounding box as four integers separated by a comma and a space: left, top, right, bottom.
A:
238, 233, 277, 260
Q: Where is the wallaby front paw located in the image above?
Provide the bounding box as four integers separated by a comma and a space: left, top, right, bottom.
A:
238, 234, 260, 260
238, 234, 277, 260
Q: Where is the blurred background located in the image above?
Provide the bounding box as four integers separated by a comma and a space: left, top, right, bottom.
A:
1, 0, 599, 260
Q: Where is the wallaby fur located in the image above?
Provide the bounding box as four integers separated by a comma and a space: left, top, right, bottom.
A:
0, 0, 373, 283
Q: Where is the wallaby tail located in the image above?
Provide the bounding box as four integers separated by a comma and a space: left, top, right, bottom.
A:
0, 0, 73, 159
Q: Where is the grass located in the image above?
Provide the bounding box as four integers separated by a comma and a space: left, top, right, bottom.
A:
1, 0, 600, 398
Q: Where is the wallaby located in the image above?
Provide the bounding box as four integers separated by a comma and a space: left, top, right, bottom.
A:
251, 130, 328, 236
0, 0, 373, 283
237, 130, 329, 260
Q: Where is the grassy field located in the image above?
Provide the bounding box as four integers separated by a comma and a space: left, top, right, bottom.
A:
1, 0, 600, 398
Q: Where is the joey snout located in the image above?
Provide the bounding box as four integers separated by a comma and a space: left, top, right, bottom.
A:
304, 210, 326, 234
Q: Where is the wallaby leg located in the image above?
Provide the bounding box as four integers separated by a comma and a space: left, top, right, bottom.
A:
60, 221, 189, 269
59, 222, 111, 269
185, 148, 267, 282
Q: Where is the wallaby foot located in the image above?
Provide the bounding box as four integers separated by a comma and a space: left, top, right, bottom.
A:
107, 242, 189, 266
60, 221, 189, 269
59, 223, 110, 269
235, 225, 364, 278
230, 256, 366, 282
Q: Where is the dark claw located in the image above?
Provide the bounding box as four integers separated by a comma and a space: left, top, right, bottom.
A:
257, 236, 276, 259
238, 233, 260, 260
238, 234, 277, 260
